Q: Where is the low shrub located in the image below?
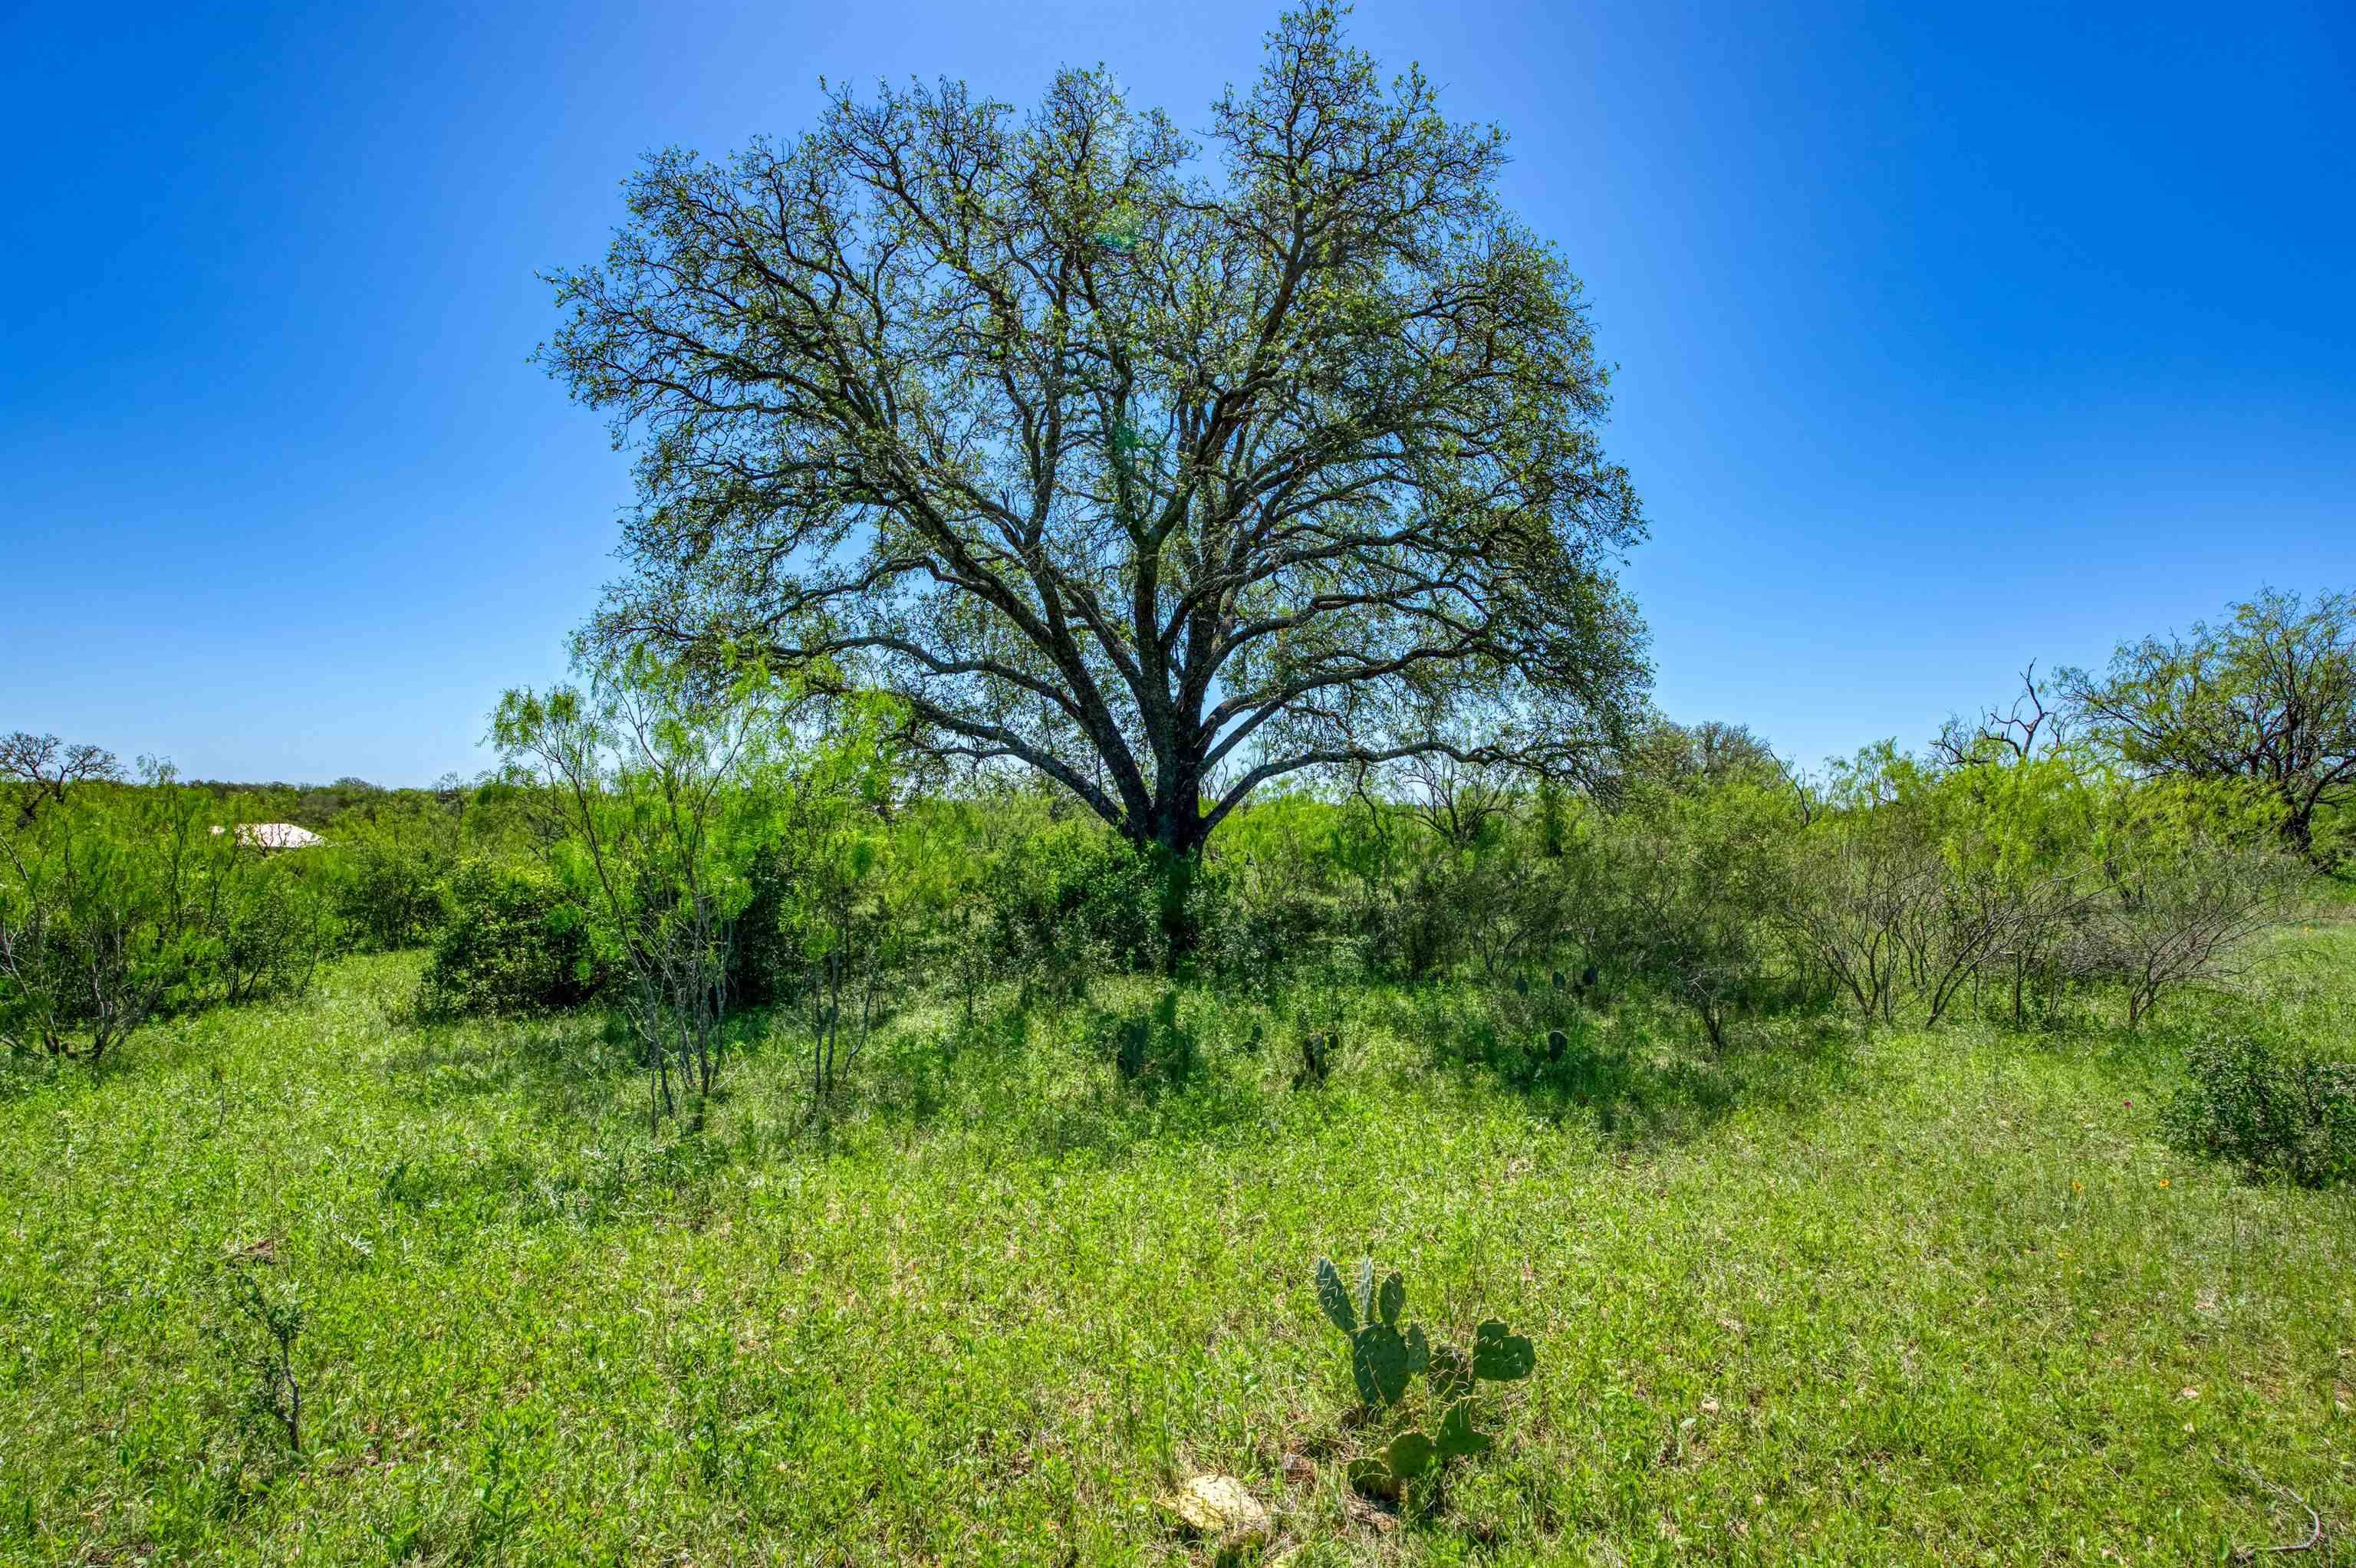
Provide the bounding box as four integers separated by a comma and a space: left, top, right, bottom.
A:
985, 826, 1163, 993
329, 818, 457, 952
2164, 1031, 2356, 1188
419, 860, 604, 1015
1, 774, 339, 1058
187, 851, 339, 1008
726, 837, 801, 1008
1195, 863, 1341, 989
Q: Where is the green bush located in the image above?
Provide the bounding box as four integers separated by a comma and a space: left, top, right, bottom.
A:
1, 774, 339, 1058
983, 825, 1163, 989
328, 813, 459, 952
1194, 863, 1339, 988
186, 850, 339, 1008
2164, 1032, 2356, 1188
419, 861, 604, 1015
0, 807, 203, 1060
725, 837, 802, 1008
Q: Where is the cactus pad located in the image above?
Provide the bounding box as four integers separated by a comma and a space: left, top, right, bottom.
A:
1351, 1322, 1410, 1406
1385, 1429, 1437, 1481
1472, 1319, 1535, 1381
1436, 1399, 1492, 1458
1314, 1257, 1356, 1335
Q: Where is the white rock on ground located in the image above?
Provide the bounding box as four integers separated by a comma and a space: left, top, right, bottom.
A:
1166, 1474, 1272, 1549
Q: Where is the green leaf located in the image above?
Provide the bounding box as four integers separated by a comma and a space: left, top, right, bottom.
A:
1351, 1323, 1410, 1407
1386, 1430, 1437, 1481
1377, 1271, 1404, 1327
1314, 1257, 1355, 1336
1352, 1257, 1376, 1326
1472, 1320, 1535, 1382
1403, 1323, 1430, 1375
1436, 1399, 1492, 1459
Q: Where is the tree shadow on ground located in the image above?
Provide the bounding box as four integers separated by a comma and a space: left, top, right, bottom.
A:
372, 1130, 742, 1231
380, 1003, 794, 1122
841, 989, 1287, 1169
359, 971, 1868, 1224
1395, 982, 1865, 1146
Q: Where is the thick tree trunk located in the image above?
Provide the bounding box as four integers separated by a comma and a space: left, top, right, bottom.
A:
1133, 743, 1212, 977
1152, 843, 1200, 978
2281, 800, 2318, 867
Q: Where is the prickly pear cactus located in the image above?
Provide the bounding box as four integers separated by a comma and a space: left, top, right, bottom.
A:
1311, 1256, 1535, 1501
1351, 1322, 1410, 1406
1385, 1429, 1436, 1481
1436, 1399, 1491, 1458
1472, 1319, 1536, 1382
1315, 1256, 1357, 1335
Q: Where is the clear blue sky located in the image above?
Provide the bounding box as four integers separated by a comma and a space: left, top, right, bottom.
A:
4, 0, 2350, 785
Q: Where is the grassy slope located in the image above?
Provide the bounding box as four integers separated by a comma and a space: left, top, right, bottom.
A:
2, 932, 2352, 1566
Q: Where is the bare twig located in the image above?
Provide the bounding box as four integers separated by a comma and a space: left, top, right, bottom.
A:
2231, 1462, 2322, 1557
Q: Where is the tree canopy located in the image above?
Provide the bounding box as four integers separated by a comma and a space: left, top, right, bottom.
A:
2058, 587, 2356, 864
540, 4, 1648, 863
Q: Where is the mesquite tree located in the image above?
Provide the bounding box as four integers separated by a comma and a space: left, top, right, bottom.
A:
494, 657, 781, 1130
540, 5, 1648, 957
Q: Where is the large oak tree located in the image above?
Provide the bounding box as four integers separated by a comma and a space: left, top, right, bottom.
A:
541, 6, 1649, 886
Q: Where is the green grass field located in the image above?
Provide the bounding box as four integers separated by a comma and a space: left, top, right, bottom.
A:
4, 928, 2353, 1565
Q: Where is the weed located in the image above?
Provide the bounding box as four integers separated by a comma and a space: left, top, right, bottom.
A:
211, 1240, 305, 1459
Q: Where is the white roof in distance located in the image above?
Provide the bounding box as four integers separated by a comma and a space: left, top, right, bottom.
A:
209, 823, 327, 850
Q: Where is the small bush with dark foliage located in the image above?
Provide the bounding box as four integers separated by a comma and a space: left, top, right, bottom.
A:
985, 827, 1165, 990
2164, 1031, 2356, 1188
419, 860, 605, 1015
724, 837, 801, 1008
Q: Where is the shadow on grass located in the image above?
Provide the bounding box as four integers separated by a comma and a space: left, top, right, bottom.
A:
373, 1132, 742, 1230
1397, 981, 1864, 1146
359, 968, 1872, 1224
842, 987, 1291, 1168
380, 1003, 799, 1119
